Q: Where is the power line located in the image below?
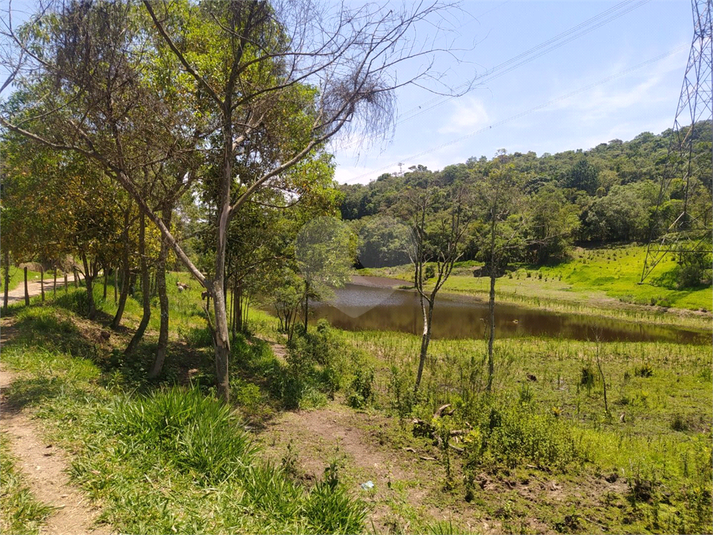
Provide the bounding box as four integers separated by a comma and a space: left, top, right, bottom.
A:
345, 45, 687, 183
395, 0, 651, 127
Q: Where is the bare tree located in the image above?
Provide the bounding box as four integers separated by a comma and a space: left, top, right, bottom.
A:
1, 0, 472, 402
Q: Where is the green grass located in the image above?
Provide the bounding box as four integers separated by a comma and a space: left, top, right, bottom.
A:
4, 270, 711, 534
2, 301, 368, 534
2, 266, 44, 293
332, 327, 712, 534
0, 434, 54, 535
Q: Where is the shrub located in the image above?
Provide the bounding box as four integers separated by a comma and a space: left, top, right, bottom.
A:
182, 326, 213, 348
580, 365, 596, 389
278, 322, 350, 409
346, 367, 374, 408
464, 398, 579, 472
670, 413, 689, 432
388, 365, 416, 419
303, 461, 366, 535
108, 387, 255, 484
634, 364, 654, 378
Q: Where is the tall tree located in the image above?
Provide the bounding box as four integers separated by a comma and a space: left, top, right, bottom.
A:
1, 0, 470, 402
472, 154, 526, 392
401, 171, 471, 394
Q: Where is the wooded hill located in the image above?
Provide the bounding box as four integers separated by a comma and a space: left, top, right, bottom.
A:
339, 123, 712, 272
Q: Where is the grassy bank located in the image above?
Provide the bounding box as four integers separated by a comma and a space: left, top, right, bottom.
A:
2, 277, 711, 534
334, 328, 712, 534
1, 288, 367, 534
361, 245, 712, 330
247, 306, 713, 533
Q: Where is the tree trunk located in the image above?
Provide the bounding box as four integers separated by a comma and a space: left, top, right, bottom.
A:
53, 268, 57, 298
486, 217, 497, 393
103, 268, 107, 300
114, 267, 118, 303
24, 266, 29, 306
212, 278, 231, 403
64, 271, 68, 293
40, 266, 45, 303
235, 283, 243, 334
149, 209, 172, 379
303, 281, 310, 331
126, 214, 151, 356
3, 251, 9, 313
414, 296, 434, 394
73, 268, 79, 288
112, 213, 132, 329
81, 254, 96, 320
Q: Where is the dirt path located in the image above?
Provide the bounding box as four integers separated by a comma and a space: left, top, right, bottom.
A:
258, 405, 467, 532
0, 364, 111, 534
5, 274, 77, 304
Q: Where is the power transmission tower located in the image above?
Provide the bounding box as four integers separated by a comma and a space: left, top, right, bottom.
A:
640, 0, 713, 283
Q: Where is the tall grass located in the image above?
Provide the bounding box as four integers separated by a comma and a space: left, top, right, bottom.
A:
2, 305, 368, 534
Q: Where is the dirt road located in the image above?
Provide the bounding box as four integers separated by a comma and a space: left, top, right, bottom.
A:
4, 274, 77, 304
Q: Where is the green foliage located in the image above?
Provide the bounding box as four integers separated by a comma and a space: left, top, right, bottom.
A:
108, 387, 255, 485
675, 247, 713, 288
354, 215, 412, 268
346, 367, 375, 409
181, 325, 214, 348
302, 462, 367, 535
461, 397, 579, 472
388, 364, 417, 419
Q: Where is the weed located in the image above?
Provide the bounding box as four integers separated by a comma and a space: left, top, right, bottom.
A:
580, 365, 596, 390
670, 413, 689, 432
347, 367, 374, 408
634, 364, 654, 378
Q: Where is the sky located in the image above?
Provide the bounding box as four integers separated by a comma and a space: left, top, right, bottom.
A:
329, 0, 695, 184
0, 0, 698, 186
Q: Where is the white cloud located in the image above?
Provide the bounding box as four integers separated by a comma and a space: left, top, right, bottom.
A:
549, 46, 686, 123
437, 97, 491, 134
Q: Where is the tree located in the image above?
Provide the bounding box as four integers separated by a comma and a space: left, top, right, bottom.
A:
472, 154, 526, 392
563, 158, 599, 195
527, 184, 579, 264
1, 133, 125, 319
401, 174, 471, 394
295, 216, 354, 330
1, 0, 470, 402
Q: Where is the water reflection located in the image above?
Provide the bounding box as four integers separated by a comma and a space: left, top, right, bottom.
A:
310, 279, 709, 345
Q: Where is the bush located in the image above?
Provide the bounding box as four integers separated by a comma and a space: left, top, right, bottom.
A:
388, 365, 416, 419
182, 326, 213, 348
278, 322, 349, 409
463, 398, 579, 472
346, 367, 374, 408
303, 461, 366, 534
109, 387, 255, 484
634, 364, 654, 378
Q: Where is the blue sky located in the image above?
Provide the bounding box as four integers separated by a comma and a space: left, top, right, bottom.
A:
330, 0, 694, 184
1, 0, 695, 186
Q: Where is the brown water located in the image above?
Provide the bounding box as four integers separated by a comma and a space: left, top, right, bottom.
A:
310, 277, 710, 345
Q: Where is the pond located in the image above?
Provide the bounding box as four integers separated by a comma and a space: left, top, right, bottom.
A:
309, 276, 710, 345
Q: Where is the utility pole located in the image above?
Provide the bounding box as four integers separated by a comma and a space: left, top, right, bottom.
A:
641, 0, 713, 283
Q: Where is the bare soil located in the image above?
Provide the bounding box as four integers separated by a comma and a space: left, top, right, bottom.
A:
257, 404, 490, 533
5, 275, 77, 304
0, 328, 112, 534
